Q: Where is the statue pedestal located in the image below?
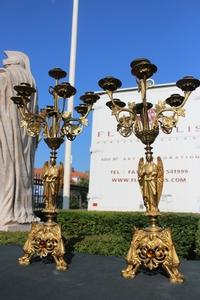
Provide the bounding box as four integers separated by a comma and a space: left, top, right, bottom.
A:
0, 223, 31, 232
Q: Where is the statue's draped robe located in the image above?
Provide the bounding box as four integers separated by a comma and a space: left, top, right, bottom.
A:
0, 52, 38, 226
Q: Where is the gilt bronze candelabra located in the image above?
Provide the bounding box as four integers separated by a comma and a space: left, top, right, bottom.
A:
11, 67, 99, 270
98, 58, 200, 283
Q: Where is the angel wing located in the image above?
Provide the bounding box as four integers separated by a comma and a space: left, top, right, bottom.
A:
42, 161, 49, 179
137, 157, 144, 195
58, 162, 64, 189
156, 156, 164, 203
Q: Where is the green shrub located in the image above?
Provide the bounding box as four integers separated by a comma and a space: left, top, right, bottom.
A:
58, 210, 148, 240
73, 234, 129, 257
0, 231, 27, 245
195, 219, 200, 256
159, 213, 199, 258
58, 210, 200, 259
0, 212, 200, 259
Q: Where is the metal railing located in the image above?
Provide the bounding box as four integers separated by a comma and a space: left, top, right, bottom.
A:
32, 175, 45, 211
32, 175, 88, 211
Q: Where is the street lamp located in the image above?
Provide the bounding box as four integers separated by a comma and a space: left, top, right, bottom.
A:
11, 67, 99, 270
98, 58, 200, 283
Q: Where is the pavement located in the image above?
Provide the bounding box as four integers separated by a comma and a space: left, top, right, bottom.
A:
0, 245, 200, 300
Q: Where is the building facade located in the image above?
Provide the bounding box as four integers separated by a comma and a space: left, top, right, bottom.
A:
88, 83, 200, 212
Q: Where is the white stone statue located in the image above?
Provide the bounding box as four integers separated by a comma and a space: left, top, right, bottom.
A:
0, 51, 39, 229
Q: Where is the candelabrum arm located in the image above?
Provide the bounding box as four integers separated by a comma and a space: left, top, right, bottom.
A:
180, 90, 191, 107
107, 90, 120, 114
81, 104, 93, 120
18, 96, 48, 137
61, 114, 87, 140
155, 91, 192, 134
106, 90, 136, 130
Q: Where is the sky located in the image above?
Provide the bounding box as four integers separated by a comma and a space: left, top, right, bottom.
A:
0, 0, 200, 172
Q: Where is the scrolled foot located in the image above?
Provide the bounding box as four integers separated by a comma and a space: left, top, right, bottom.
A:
53, 255, 68, 271
18, 254, 31, 266
170, 277, 184, 284
163, 262, 184, 284
121, 264, 137, 279
169, 270, 184, 284
56, 262, 68, 271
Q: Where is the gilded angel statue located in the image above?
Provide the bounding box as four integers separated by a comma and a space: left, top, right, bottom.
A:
42, 161, 64, 211
138, 156, 164, 216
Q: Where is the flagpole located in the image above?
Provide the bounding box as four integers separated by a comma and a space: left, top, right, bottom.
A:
63, 0, 79, 209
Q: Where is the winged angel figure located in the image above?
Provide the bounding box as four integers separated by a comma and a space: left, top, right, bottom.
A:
138, 156, 164, 216
42, 161, 64, 211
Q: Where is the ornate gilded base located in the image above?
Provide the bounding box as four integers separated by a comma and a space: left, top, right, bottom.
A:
122, 226, 184, 283
18, 222, 67, 271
